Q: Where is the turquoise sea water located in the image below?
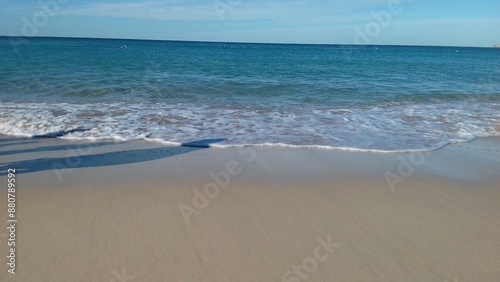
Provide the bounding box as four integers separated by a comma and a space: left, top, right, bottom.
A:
0, 37, 499, 151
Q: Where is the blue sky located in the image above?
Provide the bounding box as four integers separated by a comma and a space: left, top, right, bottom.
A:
0, 0, 499, 47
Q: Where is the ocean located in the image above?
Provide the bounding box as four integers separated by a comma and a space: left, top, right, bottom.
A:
0, 37, 499, 152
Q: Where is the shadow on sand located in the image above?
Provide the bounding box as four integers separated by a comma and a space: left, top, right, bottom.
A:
0, 136, 226, 176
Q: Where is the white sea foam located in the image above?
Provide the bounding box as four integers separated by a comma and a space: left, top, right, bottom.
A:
0, 100, 498, 152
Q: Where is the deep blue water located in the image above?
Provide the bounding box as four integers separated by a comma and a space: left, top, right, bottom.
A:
0, 37, 499, 151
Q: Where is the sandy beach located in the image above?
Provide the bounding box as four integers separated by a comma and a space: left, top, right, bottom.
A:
0, 135, 499, 282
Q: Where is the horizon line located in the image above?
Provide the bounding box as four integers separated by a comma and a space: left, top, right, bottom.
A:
1, 35, 498, 49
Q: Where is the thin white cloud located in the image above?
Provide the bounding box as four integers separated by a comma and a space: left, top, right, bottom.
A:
392, 17, 500, 27
59, 0, 406, 22
60, 1, 217, 20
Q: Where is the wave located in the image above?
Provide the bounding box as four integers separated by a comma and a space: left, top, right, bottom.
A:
0, 100, 498, 152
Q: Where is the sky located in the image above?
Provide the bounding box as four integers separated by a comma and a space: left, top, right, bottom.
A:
0, 0, 499, 47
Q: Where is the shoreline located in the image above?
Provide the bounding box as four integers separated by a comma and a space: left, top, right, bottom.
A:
0, 135, 499, 281
1, 134, 499, 184
1, 132, 498, 153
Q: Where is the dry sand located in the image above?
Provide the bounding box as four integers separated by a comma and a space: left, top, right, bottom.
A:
0, 135, 499, 281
